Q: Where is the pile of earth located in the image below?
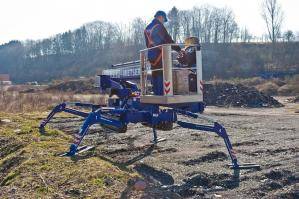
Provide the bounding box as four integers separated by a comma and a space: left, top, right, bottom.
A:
203, 82, 283, 108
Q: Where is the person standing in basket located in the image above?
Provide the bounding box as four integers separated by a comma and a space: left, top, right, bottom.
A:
144, 10, 181, 95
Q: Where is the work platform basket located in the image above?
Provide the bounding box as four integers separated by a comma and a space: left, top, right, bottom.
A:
140, 43, 203, 104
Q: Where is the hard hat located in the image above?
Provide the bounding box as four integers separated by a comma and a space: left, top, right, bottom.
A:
184, 37, 199, 46
177, 37, 200, 66
154, 11, 168, 22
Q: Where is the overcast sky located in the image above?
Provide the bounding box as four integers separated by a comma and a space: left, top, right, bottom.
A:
0, 0, 298, 44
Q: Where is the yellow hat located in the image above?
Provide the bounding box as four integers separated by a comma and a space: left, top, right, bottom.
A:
184, 37, 199, 46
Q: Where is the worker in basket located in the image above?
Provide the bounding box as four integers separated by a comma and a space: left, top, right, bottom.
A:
144, 10, 181, 95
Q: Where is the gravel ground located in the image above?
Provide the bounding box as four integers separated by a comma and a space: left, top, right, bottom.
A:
48, 97, 299, 198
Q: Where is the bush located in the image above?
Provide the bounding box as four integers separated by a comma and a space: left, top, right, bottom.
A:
276, 75, 299, 96
240, 77, 266, 86
271, 78, 286, 87
256, 82, 280, 96
285, 74, 299, 85
278, 84, 299, 96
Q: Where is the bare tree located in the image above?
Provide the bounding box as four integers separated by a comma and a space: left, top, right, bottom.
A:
221, 8, 232, 43
227, 21, 238, 43
190, 7, 202, 42
179, 10, 192, 40
240, 27, 252, 43
211, 8, 222, 43
261, 0, 284, 43
167, 7, 180, 42
131, 18, 146, 46
283, 30, 295, 42
202, 6, 213, 43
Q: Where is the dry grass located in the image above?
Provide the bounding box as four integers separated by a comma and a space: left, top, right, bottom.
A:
210, 75, 299, 96
211, 77, 266, 87
278, 84, 299, 96
0, 91, 107, 113
278, 75, 299, 96
256, 82, 280, 95
0, 112, 139, 198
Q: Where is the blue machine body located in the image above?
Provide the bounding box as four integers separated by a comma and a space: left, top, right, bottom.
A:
40, 73, 259, 170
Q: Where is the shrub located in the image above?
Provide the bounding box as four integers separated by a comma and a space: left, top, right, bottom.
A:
256, 82, 280, 96
278, 84, 299, 96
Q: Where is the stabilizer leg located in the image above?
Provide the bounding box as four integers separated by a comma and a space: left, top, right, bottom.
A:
150, 127, 166, 144
39, 102, 90, 134
177, 120, 260, 170
213, 122, 260, 170
39, 103, 67, 133
213, 122, 239, 168
60, 112, 97, 156
60, 110, 126, 156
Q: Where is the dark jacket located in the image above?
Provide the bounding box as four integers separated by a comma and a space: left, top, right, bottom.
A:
144, 19, 180, 68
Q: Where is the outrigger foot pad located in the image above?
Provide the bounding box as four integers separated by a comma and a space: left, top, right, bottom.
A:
39, 126, 45, 134
151, 138, 167, 144
58, 145, 95, 157
228, 163, 261, 170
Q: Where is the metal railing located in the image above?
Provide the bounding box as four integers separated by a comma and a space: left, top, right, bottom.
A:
140, 43, 201, 96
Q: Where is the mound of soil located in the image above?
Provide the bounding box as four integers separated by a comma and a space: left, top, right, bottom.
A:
249, 169, 299, 198
204, 83, 283, 108
166, 172, 241, 197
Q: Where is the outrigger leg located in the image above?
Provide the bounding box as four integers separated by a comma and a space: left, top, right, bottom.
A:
39, 102, 102, 133
176, 110, 260, 170
60, 110, 126, 156
59, 112, 98, 156
39, 102, 103, 156
150, 110, 167, 144
151, 127, 166, 144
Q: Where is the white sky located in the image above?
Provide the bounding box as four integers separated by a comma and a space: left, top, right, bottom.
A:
0, 0, 298, 44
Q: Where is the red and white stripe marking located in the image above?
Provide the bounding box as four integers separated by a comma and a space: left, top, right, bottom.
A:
230, 149, 237, 160
73, 134, 81, 144
164, 80, 171, 95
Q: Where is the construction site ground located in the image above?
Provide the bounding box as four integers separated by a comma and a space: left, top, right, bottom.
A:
0, 97, 298, 198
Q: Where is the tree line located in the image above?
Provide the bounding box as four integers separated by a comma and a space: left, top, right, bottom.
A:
0, 2, 298, 83
20, 3, 299, 59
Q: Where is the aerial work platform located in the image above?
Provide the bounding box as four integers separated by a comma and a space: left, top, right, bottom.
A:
140, 43, 203, 104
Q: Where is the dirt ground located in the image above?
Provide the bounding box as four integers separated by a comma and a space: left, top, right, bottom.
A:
43, 97, 298, 198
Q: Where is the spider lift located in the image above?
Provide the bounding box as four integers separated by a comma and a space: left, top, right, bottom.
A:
40, 39, 259, 169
